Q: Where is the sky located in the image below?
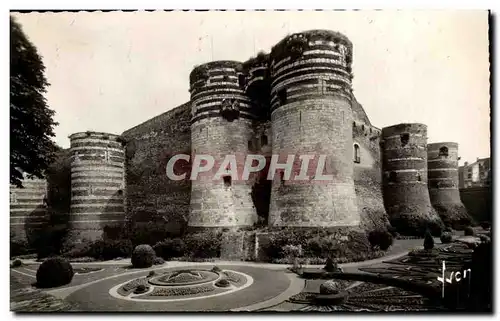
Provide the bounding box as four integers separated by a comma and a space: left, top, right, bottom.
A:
11, 10, 490, 165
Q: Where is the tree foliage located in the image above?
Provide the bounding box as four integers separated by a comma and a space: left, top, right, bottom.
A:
10, 16, 58, 187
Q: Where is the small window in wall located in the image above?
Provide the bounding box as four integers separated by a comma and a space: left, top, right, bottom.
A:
354, 144, 361, 163
439, 146, 449, 157
248, 140, 253, 150
388, 171, 397, 183
467, 173, 472, 179
417, 172, 422, 181
361, 124, 365, 131
278, 89, 287, 105
261, 135, 268, 146
223, 75, 229, 82
400, 133, 410, 147
117, 190, 124, 196
223, 176, 232, 188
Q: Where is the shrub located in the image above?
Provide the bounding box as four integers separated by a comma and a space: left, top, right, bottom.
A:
153, 256, 165, 265
211, 266, 222, 273
424, 230, 434, 250
282, 244, 303, 258
387, 226, 398, 237
444, 226, 453, 233
153, 238, 185, 260
215, 279, 230, 288
88, 239, 133, 261
480, 222, 491, 230
36, 257, 74, 288
11, 259, 22, 267
319, 280, 341, 295
131, 244, 156, 268
134, 284, 149, 294
464, 226, 475, 236
10, 240, 30, 258
148, 271, 156, 278
368, 231, 393, 250
440, 232, 453, 244
184, 232, 221, 259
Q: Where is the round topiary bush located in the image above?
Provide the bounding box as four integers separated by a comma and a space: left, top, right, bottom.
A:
319, 280, 341, 295
133, 284, 149, 294
440, 232, 453, 244
464, 226, 475, 236
211, 266, 222, 273
131, 244, 156, 268
424, 230, 435, 250
36, 257, 74, 288
215, 279, 230, 288
153, 256, 165, 265
11, 259, 22, 268
147, 271, 156, 278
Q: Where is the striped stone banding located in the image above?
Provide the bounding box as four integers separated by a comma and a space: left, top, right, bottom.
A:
193, 101, 253, 114
428, 168, 457, 172
383, 133, 426, 140
71, 172, 123, 179
68, 213, 125, 221
71, 146, 124, 153
71, 166, 123, 173
191, 85, 244, 100
10, 222, 45, 226
271, 45, 346, 70
270, 91, 351, 113
387, 157, 424, 161
69, 132, 121, 141
272, 56, 348, 79
271, 65, 350, 89
192, 95, 252, 108
71, 161, 123, 168
71, 181, 123, 188
270, 76, 345, 95
270, 80, 348, 105
245, 76, 266, 88
191, 111, 256, 124
428, 159, 459, 163
383, 146, 426, 151
70, 141, 123, 148
384, 181, 428, 185
383, 169, 423, 173
70, 206, 124, 214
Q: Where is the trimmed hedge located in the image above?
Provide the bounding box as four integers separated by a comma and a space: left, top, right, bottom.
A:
153, 238, 186, 259
184, 231, 222, 259
263, 228, 372, 261
36, 257, 74, 288
131, 244, 156, 268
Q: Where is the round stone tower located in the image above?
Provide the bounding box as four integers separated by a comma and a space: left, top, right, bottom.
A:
69, 131, 126, 241
381, 124, 443, 235
188, 60, 258, 229
267, 30, 359, 227
427, 142, 472, 227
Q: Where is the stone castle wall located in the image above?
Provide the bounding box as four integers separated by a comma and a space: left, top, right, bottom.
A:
121, 103, 191, 235
10, 176, 48, 245
381, 123, 443, 235
68, 131, 126, 241
352, 112, 389, 231
189, 61, 258, 228
427, 142, 472, 226
267, 30, 359, 227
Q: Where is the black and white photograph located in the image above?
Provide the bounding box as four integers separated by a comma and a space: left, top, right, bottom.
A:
8, 7, 492, 314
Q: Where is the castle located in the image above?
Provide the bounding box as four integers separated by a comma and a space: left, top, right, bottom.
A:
10, 30, 473, 249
